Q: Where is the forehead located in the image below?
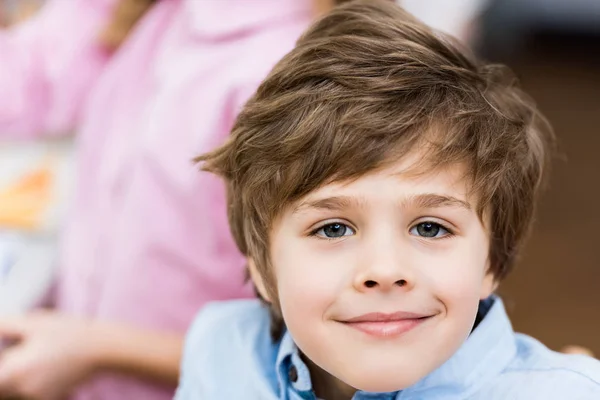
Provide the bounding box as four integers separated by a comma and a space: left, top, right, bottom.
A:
293, 156, 473, 209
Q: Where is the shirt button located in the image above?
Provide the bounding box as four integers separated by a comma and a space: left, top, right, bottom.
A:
288, 365, 298, 383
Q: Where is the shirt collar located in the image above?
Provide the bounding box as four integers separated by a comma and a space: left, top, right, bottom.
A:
275, 296, 517, 399
276, 329, 314, 397
183, 0, 314, 39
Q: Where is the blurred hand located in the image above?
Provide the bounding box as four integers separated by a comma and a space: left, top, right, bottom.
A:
0, 312, 100, 400
562, 345, 595, 357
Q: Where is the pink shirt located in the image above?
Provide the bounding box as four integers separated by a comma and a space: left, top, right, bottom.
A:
0, 0, 311, 399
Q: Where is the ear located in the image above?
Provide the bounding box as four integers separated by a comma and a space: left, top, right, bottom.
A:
480, 259, 499, 299
480, 271, 498, 299
248, 257, 271, 302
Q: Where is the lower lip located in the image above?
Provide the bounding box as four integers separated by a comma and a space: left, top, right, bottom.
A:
342, 317, 430, 338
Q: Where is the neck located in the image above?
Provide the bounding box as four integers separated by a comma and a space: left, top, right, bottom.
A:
301, 353, 356, 400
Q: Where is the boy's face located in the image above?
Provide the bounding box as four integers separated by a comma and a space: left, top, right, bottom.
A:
254, 156, 496, 393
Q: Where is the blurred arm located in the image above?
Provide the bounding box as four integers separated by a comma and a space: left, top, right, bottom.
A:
0, 314, 183, 398
91, 322, 183, 385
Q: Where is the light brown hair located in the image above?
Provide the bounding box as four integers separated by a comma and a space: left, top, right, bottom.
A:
197, 0, 554, 339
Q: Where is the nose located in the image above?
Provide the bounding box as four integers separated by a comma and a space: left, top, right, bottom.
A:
355, 272, 414, 292
353, 238, 415, 293
361, 277, 409, 289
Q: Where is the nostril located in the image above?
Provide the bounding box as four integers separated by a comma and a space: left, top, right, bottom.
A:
364, 280, 377, 288
395, 279, 407, 287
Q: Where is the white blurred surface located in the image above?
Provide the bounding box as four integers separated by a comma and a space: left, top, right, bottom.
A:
402, 0, 491, 41
0, 139, 74, 315
0, 232, 56, 314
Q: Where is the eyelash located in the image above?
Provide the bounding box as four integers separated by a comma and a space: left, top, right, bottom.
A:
309, 220, 455, 240
309, 221, 356, 241
409, 220, 455, 240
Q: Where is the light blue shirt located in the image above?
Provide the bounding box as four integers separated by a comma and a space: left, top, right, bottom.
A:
176, 297, 600, 399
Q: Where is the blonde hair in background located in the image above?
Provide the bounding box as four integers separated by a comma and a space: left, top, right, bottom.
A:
98, 0, 155, 50
0, 0, 43, 27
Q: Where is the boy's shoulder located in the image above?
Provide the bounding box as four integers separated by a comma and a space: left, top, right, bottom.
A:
478, 334, 600, 399
176, 299, 279, 400
185, 298, 271, 341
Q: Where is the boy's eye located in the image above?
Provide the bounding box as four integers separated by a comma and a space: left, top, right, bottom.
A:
314, 223, 355, 239
410, 222, 450, 238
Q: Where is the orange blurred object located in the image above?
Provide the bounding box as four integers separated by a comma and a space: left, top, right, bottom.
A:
0, 165, 53, 230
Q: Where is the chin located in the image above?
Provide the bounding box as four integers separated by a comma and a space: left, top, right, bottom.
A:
344, 370, 423, 393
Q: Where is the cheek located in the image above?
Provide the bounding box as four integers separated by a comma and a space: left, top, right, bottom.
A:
418, 243, 488, 354
421, 238, 489, 307
273, 239, 345, 326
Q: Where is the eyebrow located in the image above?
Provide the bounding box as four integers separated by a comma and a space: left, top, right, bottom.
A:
293, 193, 471, 214
405, 193, 472, 211
293, 196, 366, 214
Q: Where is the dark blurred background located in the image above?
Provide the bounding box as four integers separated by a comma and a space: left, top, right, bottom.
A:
477, 0, 600, 355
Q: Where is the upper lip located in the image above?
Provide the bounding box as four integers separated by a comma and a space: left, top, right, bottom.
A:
342, 311, 431, 323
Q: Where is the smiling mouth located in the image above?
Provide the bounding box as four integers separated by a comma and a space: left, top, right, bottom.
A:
339, 313, 434, 338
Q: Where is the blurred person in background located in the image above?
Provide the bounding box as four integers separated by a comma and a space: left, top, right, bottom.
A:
0, 0, 312, 399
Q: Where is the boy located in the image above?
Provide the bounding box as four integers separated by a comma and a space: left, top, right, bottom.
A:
176, 1, 600, 399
